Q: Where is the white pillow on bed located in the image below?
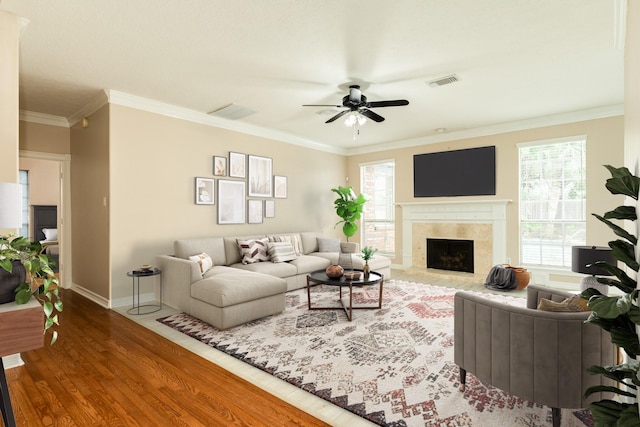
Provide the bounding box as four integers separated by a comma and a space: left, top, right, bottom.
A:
42, 228, 58, 241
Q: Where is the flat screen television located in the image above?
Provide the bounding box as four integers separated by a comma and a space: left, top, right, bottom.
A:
413, 146, 496, 197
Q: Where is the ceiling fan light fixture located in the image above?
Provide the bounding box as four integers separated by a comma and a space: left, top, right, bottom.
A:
344, 112, 367, 127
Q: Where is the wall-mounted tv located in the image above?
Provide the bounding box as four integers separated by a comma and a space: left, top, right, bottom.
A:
413, 146, 496, 197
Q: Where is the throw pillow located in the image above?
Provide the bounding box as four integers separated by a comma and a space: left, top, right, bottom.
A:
317, 237, 341, 253
42, 228, 58, 241
237, 238, 270, 264
537, 295, 590, 312
267, 242, 297, 263
268, 234, 303, 256
189, 252, 214, 274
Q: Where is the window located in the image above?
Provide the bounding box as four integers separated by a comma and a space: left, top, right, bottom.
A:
360, 160, 395, 256
19, 170, 29, 238
519, 137, 586, 268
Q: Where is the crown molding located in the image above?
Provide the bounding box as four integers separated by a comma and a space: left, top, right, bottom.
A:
105, 90, 347, 155
19, 90, 623, 156
67, 91, 109, 127
346, 104, 624, 156
19, 111, 69, 127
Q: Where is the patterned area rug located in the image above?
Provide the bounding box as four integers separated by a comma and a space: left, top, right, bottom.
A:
158, 280, 593, 427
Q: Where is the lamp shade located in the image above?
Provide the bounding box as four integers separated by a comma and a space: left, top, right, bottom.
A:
571, 246, 616, 276
0, 182, 22, 229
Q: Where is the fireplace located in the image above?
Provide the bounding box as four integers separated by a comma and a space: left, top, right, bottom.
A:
427, 238, 474, 273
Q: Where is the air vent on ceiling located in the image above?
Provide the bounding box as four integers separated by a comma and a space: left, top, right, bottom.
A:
427, 74, 460, 88
208, 103, 257, 120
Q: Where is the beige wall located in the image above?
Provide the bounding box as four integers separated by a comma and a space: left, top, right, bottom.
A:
347, 116, 624, 269
19, 121, 70, 154
0, 11, 20, 236
107, 104, 346, 300
0, 11, 19, 184
70, 105, 111, 300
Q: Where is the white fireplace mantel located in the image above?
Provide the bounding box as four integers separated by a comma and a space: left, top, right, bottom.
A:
397, 200, 512, 269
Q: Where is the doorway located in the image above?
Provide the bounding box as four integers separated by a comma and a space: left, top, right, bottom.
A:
19, 151, 71, 289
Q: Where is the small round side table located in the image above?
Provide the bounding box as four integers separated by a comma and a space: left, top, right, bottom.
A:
126, 268, 162, 315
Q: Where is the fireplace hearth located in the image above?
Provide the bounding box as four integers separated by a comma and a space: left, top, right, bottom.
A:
427, 238, 474, 273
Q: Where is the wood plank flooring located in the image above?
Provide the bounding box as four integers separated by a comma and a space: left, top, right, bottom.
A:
3, 290, 329, 427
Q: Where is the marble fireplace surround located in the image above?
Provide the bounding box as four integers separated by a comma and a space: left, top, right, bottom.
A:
397, 200, 511, 275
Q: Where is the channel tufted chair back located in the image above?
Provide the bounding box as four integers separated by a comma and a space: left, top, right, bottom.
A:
454, 284, 617, 427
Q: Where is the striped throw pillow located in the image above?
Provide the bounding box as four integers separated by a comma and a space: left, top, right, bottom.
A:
267, 242, 297, 263
237, 238, 270, 264
268, 234, 303, 256
188, 252, 214, 273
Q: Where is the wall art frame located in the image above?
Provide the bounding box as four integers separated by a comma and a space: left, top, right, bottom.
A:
229, 151, 246, 178
195, 177, 215, 205
248, 199, 263, 224
217, 179, 246, 224
248, 155, 272, 197
213, 156, 227, 176
274, 175, 288, 198
264, 199, 275, 218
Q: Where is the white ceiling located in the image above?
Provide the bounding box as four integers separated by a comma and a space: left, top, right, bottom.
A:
1, 1, 625, 153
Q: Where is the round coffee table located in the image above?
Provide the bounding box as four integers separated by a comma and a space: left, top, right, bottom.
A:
306, 269, 384, 321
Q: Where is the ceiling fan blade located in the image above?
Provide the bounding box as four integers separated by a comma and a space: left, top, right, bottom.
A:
359, 108, 385, 122
302, 104, 342, 107
325, 110, 350, 123
366, 99, 409, 108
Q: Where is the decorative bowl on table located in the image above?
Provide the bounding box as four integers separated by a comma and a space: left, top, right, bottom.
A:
325, 264, 344, 279
343, 271, 361, 281
139, 264, 152, 271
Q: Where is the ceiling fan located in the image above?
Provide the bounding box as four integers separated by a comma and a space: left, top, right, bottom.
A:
303, 85, 409, 124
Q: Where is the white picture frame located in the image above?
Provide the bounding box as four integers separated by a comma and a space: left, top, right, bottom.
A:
264, 200, 275, 218
229, 152, 246, 178
217, 180, 246, 224
274, 175, 287, 198
248, 199, 263, 224
248, 155, 272, 197
195, 177, 215, 205
213, 156, 227, 176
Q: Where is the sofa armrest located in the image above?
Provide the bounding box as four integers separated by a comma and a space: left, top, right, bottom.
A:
340, 242, 360, 253
155, 255, 201, 312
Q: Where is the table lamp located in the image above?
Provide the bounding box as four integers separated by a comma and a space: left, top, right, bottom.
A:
0, 182, 22, 229
571, 245, 616, 295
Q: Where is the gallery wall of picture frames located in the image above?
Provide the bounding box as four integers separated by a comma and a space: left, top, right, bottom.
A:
194, 151, 287, 225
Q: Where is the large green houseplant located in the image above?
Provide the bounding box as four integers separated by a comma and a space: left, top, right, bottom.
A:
331, 186, 368, 241
580, 165, 639, 425
0, 234, 62, 344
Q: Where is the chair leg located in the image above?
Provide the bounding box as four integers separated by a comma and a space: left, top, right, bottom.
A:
551, 407, 561, 427
459, 367, 466, 391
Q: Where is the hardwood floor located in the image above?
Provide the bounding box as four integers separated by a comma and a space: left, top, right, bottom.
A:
4, 290, 329, 427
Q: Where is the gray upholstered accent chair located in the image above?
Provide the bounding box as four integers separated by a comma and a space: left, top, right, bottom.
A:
454, 284, 617, 427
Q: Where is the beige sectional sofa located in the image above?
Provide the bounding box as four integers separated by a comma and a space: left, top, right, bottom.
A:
156, 231, 391, 329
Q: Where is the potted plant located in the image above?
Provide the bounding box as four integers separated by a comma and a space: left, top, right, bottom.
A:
0, 234, 63, 344
331, 186, 368, 242
361, 246, 377, 278
579, 165, 639, 425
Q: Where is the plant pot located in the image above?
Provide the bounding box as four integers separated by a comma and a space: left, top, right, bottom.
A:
0, 260, 26, 304
363, 262, 370, 279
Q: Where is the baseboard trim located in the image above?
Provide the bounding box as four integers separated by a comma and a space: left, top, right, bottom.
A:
71, 283, 110, 308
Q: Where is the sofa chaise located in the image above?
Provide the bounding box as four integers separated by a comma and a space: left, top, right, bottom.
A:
156, 231, 391, 329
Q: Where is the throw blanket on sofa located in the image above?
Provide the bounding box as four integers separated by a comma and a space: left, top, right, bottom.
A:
484, 264, 516, 291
